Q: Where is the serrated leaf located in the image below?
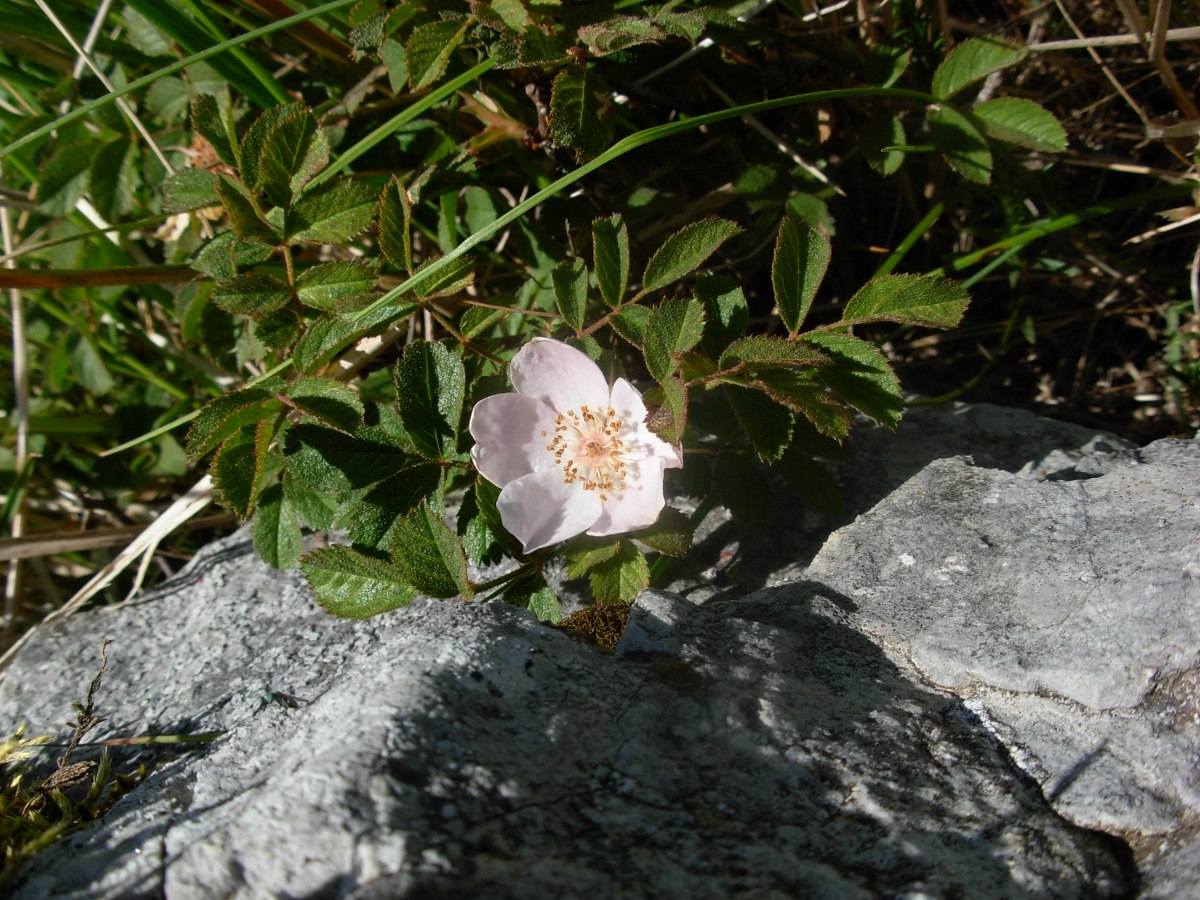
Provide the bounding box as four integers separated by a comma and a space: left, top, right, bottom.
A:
287, 177, 378, 243
501, 573, 561, 622
211, 272, 292, 317
284, 423, 410, 492
473, 477, 524, 557
393, 341, 465, 460
186, 385, 283, 461
490, 0, 532, 30
549, 65, 614, 161
191, 92, 238, 167
565, 538, 621, 578
726, 385, 793, 462
164, 168, 218, 213
517, 29, 571, 66
589, 541, 649, 604
90, 138, 138, 220
552, 258, 588, 330
592, 214, 629, 307
378, 175, 414, 273
283, 471, 339, 531
240, 103, 304, 192
302, 546, 416, 619
610, 305, 650, 348
253, 483, 303, 569
254, 307, 302, 352
773, 217, 830, 335
655, 10, 707, 40
642, 218, 741, 293
286, 377, 365, 432
645, 376, 686, 444
577, 16, 665, 56
70, 334, 113, 395
292, 302, 415, 373
212, 423, 272, 519
216, 175, 278, 244
457, 483, 501, 565
633, 505, 692, 557
408, 253, 475, 299
862, 113, 906, 176
381, 37, 408, 91
346, 463, 442, 549
253, 108, 330, 207
719, 335, 828, 370
190, 231, 274, 280
841, 274, 970, 329
805, 332, 903, 427
38, 140, 99, 215
932, 37, 1026, 101
748, 369, 853, 442
295, 261, 378, 311
971, 97, 1067, 153
389, 500, 471, 598
928, 104, 992, 184
696, 274, 748, 357
644, 297, 705, 381
407, 18, 468, 89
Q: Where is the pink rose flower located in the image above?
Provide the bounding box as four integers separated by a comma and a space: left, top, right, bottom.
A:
468, 338, 683, 553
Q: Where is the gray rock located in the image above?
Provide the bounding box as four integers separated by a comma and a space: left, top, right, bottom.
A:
3, 545, 1130, 897
807, 438, 1200, 899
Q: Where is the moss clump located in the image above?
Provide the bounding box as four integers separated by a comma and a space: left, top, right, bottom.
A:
556, 603, 631, 653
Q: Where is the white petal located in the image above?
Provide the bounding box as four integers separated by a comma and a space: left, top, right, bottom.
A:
586, 456, 669, 537
497, 468, 603, 553
468, 393, 558, 485
610, 377, 683, 468
509, 338, 609, 414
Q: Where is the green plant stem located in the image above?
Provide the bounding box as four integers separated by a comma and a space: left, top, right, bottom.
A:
874, 201, 944, 277
0, 0, 357, 159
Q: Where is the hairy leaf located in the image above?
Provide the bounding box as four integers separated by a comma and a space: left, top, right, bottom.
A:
841, 274, 970, 329
633, 505, 692, 557
286, 377, 365, 432
283, 423, 411, 492
252, 108, 330, 207
287, 177, 378, 243
589, 541, 649, 604
211, 272, 292, 317
644, 297, 705, 381
972, 97, 1067, 153
186, 385, 282, 462
406, 18, 468, 89
295, 261, 378, 311
216, 175, 278, 244
642, 218, 741, 293
190, 92, 239, 167
163, 168, 218, 213
928, 104, 992, 184
378, 175, 414, 273
549, 65, 614, 161
719, 335, 828, 371
773, 217, 831, 334
345, 463, 442, 550
501, 573, 561, 622
253, 483, 303, 569
389, 501, 471, 598
726, 385, 793, 462
302, 546, 416, 619
592, 213, 629, 307
805, 332, 903, 427
552, 257, 588, 330
932, 37, 1026, 101
393, 341, 465, 459
577, 16, 665, 56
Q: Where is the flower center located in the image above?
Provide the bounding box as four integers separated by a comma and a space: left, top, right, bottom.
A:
542, 404, 630, 501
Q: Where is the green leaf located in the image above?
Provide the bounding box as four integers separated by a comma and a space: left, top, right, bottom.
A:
592, 213, 629, 307
70, 335, 114, 395
212, 423, 272, 520
696, 274, 748, 357
286, 377, 365, 432
645, 376, 686, 445
191, 92, 238, 167
252, 108, 330, 207
287, 177, 378, 243
773, 217, 830, 335
862, 113, 906, 176
90, 138, 138, 220
501, 573, 561, 623
552, 258, 588, 330
216, 175, 279, 244
714, 452, 771, 525
490, 0, 532, 31
577, 16, 665, 56
211, 272, 293, 317
719, 335, 828, 370
642, 218, 741, 293
378, 175, 414, 273
253, 483, 304, 569
610, 305, 650, 348
292, 303, 415, 374
473, 477, 524, 557
346, 463, 443, 549
932, 37, 1026, 101
164, 168, 218, 213
726, 385, 793, 462
389, 500, 471, 598
549, 65, 615, 161
565, 538, 621, 578
38, 140, 99, 215
457, 484, 500, 566
748, 369, 853, 442
928, 104, 992, 184
187, 386, 282, 462
381, 38, 408, 91
190, 231, 273, 280
633, 505, 692, 557
805, 332, 903, 427
255, 307, 302, 351
302, 546, 416, 619
283, 471, 339, 531
406, 18, 468, 89
776, 448, 845, 520
589, 541, 649, 604
240, 103, 305, 193
644, 297, 705, 382
971, 97, 1067, 153
295, 261, 377, 311
393, 341, 465, 459
407, 253, 475, 299
841, 274, 970, 329
283, 423, 410, 492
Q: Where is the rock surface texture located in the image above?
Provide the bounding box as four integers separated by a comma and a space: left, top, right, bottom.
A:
0, 404, 1192, 898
